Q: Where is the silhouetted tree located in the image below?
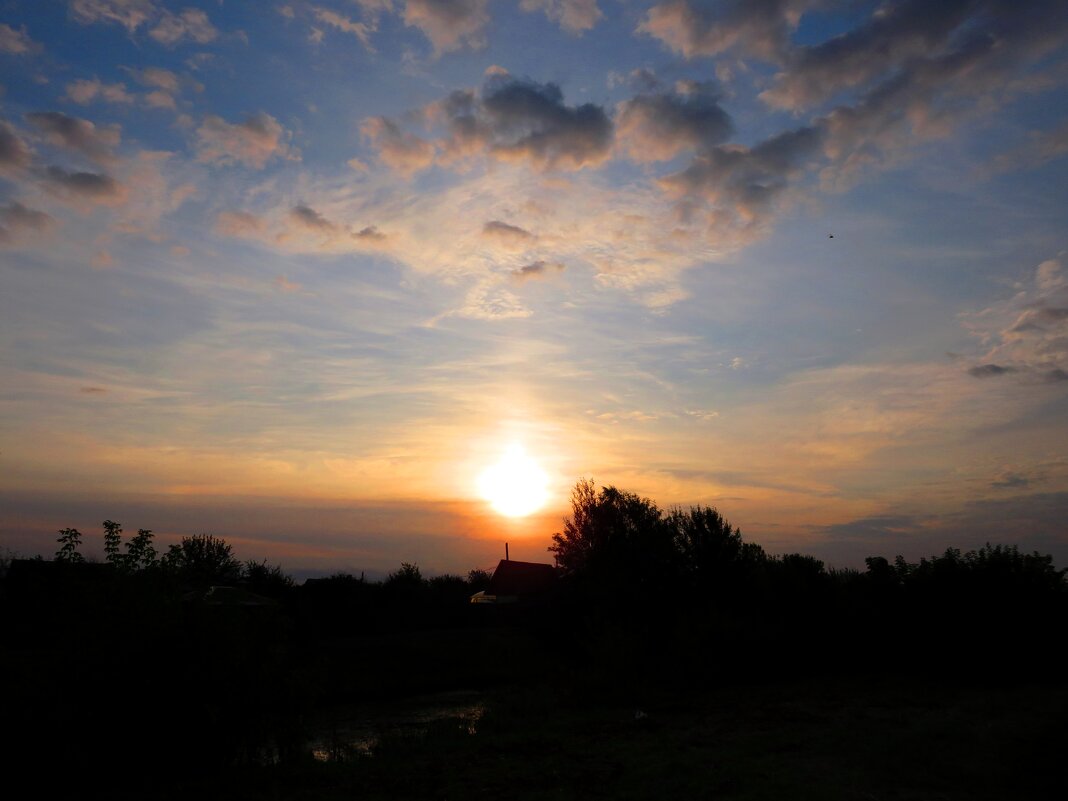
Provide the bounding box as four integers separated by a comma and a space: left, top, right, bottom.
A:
103, 519, 123, 565
243, 559, 294, 599
549, 479, 676, 583
125, 528, 157, 570
467, 568, 491, 591
55, 527, 84, 563
386, 561, 423, 587
669, 505, 765, 593
161, 534, 241, 586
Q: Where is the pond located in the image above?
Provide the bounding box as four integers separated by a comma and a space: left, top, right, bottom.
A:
305, 689, 486, 761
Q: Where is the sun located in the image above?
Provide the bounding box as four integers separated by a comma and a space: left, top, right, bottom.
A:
477, 444, 550, 517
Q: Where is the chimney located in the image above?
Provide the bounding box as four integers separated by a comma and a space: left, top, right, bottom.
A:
505, 542, 509, 561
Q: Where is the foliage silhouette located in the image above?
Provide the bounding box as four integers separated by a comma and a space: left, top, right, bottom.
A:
54, 527, 84, 563
161, 533, 242, 586
103, 519, 122, 565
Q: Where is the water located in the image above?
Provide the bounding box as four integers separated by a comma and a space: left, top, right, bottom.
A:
306, 689, 486, 761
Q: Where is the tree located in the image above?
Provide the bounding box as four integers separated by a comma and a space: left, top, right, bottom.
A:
103, 519, 123, 565
55, 528, 85, 563
549, 479, 677, 587
243, 559, 294, 598
161, 534, 241, 586
125, 528, 157, 571
669, 505, 764, 591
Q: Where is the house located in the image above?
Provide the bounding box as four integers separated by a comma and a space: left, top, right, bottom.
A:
470, 559, 557, 605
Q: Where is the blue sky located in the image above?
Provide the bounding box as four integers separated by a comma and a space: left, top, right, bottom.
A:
1, 0, 1067, 576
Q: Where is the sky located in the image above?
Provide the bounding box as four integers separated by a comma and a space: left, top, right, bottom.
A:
1, 0, 1067, 578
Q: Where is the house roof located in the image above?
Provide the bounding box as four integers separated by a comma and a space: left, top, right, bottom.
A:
487, 559, 557, 597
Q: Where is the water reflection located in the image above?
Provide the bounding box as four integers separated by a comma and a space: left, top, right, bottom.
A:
307, 689, 485, 761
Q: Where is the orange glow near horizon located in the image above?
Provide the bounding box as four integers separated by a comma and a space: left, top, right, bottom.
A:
477, 443, 551, 518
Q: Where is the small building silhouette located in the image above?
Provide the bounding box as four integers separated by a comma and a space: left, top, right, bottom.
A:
470, 559, 557, 605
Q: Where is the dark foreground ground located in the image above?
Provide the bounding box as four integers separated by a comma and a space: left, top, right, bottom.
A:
104, 672, 1065, 801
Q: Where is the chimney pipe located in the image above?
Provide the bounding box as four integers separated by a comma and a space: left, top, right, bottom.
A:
505, 542, 509, 561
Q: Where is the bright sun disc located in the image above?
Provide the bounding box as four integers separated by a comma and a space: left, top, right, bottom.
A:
478, 444, 549, 517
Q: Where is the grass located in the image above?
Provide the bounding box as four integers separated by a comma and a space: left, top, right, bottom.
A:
140, 672, 1067, 801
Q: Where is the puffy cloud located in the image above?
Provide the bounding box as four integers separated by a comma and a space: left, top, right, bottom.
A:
64, 78, 134, 105
403, 0, 490, 55
0, 120, 33, 172
639, 0, 811, 61
0, 22, 41, 54
360, 116, 435, 175
311, 7, 375, 51
214, 210, 265, 237
195, 113, 297, 169
149, 8, 218, 45
482, 220, 535, 248
511, 260, 564, 281
761, 0, 1068, 112
126, 66, 181, 93
25, 111, 121, 164
290, 204, 340, 233
616, 80, 732, 162
70, 0, 156, 32
424, 72, 613, 171
144, 90, 177, 110
659, 125, 822, 228
0, 201, 54, 245
961, 256, 1068, 382
39, 164, 125, 203
520, 0, 602, 34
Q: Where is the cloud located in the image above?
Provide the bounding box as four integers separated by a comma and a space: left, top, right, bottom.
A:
311, 7, 375, 50
214, 210, 265, 237
616, 80, 733, 162
821, 514, 924, 544
659, 124, 822, 229
403, 0, 490, 55
70, 0, 157, 32
148, 8, 218, 45
967, 363, 1017, 378
961, 256, 1068, 382
520, 0, 602, 34
25, 111, 121, 163
361, 116, 435, 175
761, 0, 1068, 112
64, 78, 134, 105
449, 283, 532, 321
0, 201, 55, 245
195, 113, 297, 168
0, 22, 41, 54
290, 204, 338, 232
990, 119, 1068, 175
125, 66, 182, 92
639, 0, 809, 61
39, 165, 125, 203
423, 72, 613, 171
0, 120, 32, 172
144, 90, 177, 110
482, 219, 535, 248
354, 225, 386, 241
511, 260, 564, 281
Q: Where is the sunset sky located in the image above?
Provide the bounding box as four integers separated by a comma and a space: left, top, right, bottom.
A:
2, 0, 1067, 577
